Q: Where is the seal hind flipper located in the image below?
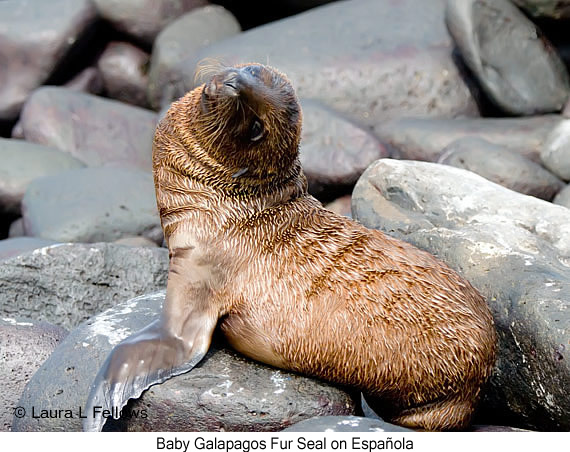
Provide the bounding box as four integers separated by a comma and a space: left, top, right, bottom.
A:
83, 251, 219, 432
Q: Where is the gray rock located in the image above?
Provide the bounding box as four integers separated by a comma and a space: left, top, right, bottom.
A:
93, 0, 209, 45
171, 0, 479, 131
0, 138, 85, 215
445, 0, 570, 115
300, 101, 389, 195
8, 218, 24, 238
0, 237, 59, 261
563, 98, 570, 118
0, 0, 97, 120
19, 87, 158, 171
98, 42, 150, 108
324, 195, 352, 218
65, 67, 104, 95
376, 116, 562, 162
148, 5, 241, 110
553, 184, 570, 208
0, 317, 67, 431
540, 119, 570, 180
113, 236, 159, 248
512, 0, 570, 19
283, 416, 412, 432
352, 159, 570, 430
0, 243, 168, 329
438, 137, 565, 200
13, 292, 356, 432
21, 167, 161, 244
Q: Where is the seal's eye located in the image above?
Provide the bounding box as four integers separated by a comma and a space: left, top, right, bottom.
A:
250, 119, 264, 142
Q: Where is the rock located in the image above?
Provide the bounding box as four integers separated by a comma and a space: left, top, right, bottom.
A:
0, 138, 85, 215
98, 42, 150, 108
512, 0, 570, 19
376, 116, 562, 162
0, 317, 68, 431
553, 184, 570, 208
8, 218, 24, 238
65, 67, 104, 95
324, 195, 352, 218
148, 5, 241, 110
470, 424, 532, 432
22, 167, 162, 244
352, 159, 570, 431
113, 236, 159, 248
283, 416, 412, 432
0, 243, 168, 330
540, 119, 570, 180
0, 237, 59, 261
564, 99, 570, 118
0, 0, 97, 120
438, 137, 565, 200
13, 292, 356, 432
93, 0, 209, 45
171, 0, 479, 131
19, 87, 158, 171
445, 0, 570, 115
300, 101, 389, 196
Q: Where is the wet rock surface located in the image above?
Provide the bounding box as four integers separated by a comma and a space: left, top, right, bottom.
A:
97, 42, 150, 108
171, 0, 479, 130
0, 317, 68, 431
22, 167, 161, 243
19, 87, 157, 171
300, 100, 390, 196
352, 159, 570, 430
148, 5, 241, 110
283, 415, 412, 432
0, 138, 85, 215
446, 0, 570, 115
0, 0, 97, 120
438, 136, 565, 200
13, 292, 356, 432
376, 116, 562, 162
0, 243, 168, 329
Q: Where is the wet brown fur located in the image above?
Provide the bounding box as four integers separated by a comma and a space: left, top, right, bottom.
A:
152, 63, 497, 431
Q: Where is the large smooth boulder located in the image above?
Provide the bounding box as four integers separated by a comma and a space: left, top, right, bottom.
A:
446, 0, 570, 115
13, 292, 356, 432
0, 0, 97, 120
541, 119, 570, 181
300, 100, 389, 196
0, 243, 168, 329
0, 318, 68, 431
93, 0, 208, 45
170, 0, 479, 132
438, 137, 565, 200
376, 116, 562, 162
148, 5, 241, 110
97, 42, 150, 108
513, 0, 570, 19
0, 138, 84, 215
19, 87, 158, 171
22, 167, 161, 243
352, 159, 569, 431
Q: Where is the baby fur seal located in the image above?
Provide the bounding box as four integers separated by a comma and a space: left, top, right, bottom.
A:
84, 63, 496, 432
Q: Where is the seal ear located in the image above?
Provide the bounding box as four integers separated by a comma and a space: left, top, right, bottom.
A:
83, 248, 220, 432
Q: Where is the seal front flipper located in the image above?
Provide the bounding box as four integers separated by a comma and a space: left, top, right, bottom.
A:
83, 254, 219, 432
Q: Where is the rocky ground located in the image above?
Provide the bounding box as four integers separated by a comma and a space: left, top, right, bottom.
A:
1, 0, 569, 432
